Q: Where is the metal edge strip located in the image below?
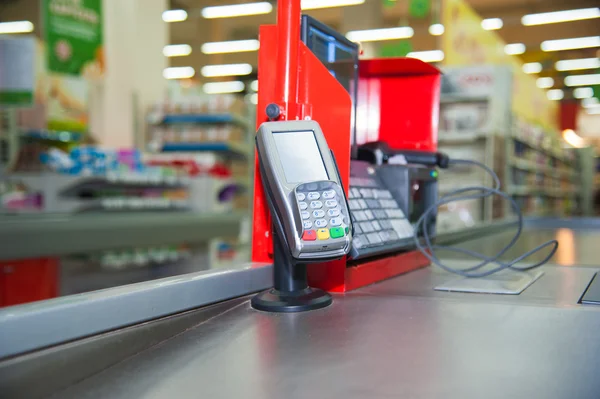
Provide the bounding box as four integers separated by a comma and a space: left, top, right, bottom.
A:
434, 218, 518, 246
0, 263, 272, 359
525, 217, 600, 230
0, 212, 246, 261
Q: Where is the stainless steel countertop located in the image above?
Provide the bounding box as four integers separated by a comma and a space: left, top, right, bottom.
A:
1, 225, 598, 398
51, 262, 600, 399
438, 227, 600, 266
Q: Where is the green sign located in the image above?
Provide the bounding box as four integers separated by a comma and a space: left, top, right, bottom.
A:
593, 70, 600, 100
43, 0, 103, 76
380, 40, 413, 58
409, 0, 430, 18
0, 37, 35, 107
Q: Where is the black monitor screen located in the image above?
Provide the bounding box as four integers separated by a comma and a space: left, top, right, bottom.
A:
301, 15, 359, 158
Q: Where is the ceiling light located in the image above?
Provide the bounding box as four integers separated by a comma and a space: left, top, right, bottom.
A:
163, 67, 195, 79
407, 50, 444, 63
481, 18, 503, 30
201, 39, 259, 54
537, 77, 554, 89
523, 62, 542, 74
203, 81, 245, 94
547, 89, 564, 100
0, 21, 34, 34
250, 80, 259, 92
505, 43, 526, 55
582, 97, 599, 107
162, 10, 187, 22
428, 24, 445, 36
562, 129, 585, 148
564, 73, 600, 87
201, 2, 272, 19
201, 63, 253, 77
574, 87, 593, 98
522, 8, 600, 26
541, 36, 600, 51
163, 44, 192, 57
346, 27, 414, 42
301, 0, 365, 10
555, 57, 600, 71
249, 93, 259, 104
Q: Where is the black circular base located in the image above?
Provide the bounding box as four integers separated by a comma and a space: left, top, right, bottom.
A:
251, 287, 333, 313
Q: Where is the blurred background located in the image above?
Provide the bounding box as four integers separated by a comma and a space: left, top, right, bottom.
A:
0, 0, 598, 307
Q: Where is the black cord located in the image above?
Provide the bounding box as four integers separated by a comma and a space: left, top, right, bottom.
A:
413, 159, 559, 278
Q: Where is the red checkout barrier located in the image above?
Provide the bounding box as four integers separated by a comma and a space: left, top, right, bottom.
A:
0, 258, 59, 307
357, 58, 441, 152
252, 0, 441, 292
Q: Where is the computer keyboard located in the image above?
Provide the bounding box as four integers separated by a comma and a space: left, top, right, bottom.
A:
348, 163, 415, 261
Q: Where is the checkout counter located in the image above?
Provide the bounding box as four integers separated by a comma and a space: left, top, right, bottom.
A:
1, 220, 600, 398
1, 2, 600, 397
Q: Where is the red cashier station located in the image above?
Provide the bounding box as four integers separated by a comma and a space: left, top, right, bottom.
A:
1, 2, 599, 398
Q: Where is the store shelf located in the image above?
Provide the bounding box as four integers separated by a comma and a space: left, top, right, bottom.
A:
437, 132, 487, 143
21, 130, 83, 142
509, 185, 576, 198
511, 132, 572, 164
10, 173, 189, 192
158, 114, 249, 129
160, 142, 251, 159
0, 211, 247, 261
510, 158, 576, 179
440, 94, 489, 103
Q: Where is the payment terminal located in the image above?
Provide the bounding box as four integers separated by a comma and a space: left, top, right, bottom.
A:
251, 120, 352, 312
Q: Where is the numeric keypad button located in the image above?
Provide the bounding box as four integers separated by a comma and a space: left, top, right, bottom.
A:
322, 190, 336, 199
327, 209, 340, 217
310, 201, 323, 209
315, 219, 328, 228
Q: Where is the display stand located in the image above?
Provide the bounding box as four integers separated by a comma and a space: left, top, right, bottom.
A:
251, 228, 332, 312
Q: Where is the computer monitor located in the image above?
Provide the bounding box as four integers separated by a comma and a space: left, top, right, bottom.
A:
301, 15, 359, 159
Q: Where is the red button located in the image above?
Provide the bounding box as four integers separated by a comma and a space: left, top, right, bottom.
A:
302, 230, 317, 241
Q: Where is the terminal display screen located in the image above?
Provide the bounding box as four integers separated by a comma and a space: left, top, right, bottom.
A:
273, 130, 329, 184
301, 15, 359, 158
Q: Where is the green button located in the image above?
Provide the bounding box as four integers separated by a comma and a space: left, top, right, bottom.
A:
330, 227, 345, 239
344, 226, 349, 234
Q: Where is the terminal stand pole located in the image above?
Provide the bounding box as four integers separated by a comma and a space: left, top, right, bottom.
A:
251, 226, 333, 313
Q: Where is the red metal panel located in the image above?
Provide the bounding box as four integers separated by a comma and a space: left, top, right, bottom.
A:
251, 7, 439, 292
359, 57, 440, 77
357, 58, 441, 152
299, 45, 353, 292
345, 251, 429, 291
251, 12, 353, 281
251, 24, 278, 263
1, 258, 59, 307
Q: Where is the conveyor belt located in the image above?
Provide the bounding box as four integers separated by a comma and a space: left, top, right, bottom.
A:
2, 223, 600, 399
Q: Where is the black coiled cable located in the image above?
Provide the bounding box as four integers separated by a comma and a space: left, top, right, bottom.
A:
413, 159, 559, 278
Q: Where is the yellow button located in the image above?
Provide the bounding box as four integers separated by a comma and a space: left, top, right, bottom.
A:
317, 228, 330, 240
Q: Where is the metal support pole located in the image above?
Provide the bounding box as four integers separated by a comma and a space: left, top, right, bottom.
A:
275, 0, 301, 120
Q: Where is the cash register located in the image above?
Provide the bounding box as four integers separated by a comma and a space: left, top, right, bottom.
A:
301, 15, 439, 262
